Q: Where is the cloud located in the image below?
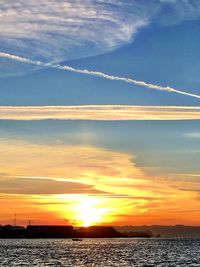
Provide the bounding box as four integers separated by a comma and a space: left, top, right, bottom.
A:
0, 139, 144, 181
0, 0, 148, 76
0, 137, 200, 225
1, 1, 200, 77
0, 105, 200, 121
158, 0, 200, 25
184, 132, 200, 139
0, 177, 104, 195
0, 138, 172, 224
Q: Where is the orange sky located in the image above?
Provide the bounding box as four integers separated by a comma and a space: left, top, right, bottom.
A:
0, 137, 200, 226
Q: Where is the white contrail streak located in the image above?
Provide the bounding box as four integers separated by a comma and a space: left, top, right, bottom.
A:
1, 52, 200, 100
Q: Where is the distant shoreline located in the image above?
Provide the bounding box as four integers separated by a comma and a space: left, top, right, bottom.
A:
115, 225, 200, 238
0, 225, 126, 239
1, 224, 200, 238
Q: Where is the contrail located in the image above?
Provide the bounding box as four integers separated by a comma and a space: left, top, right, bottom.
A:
1, 52, 200, 100
1, 105, 200, 120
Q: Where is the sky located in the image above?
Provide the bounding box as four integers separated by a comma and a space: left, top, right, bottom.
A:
0, 0, 200, 227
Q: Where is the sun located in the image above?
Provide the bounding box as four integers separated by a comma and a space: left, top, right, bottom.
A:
73, 197, 108, 227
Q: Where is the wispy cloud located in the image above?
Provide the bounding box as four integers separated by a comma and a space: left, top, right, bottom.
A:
0, 138, 199, 225
1, 52, 200, 100
0, 105, 200, 121
0, 0, 148, 76
1, 1, 200, 76
158, 0, 200, 25
184, 132, 200, 139
0, 177, 104, 195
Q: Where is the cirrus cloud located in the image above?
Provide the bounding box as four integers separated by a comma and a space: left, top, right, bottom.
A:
0, 0, 148, 76
2, 1, 200, 77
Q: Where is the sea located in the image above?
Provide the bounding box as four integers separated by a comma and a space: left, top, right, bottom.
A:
0, 238, 200, 267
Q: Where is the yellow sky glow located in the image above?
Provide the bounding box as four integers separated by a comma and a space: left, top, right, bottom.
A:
0, 138, 200, 226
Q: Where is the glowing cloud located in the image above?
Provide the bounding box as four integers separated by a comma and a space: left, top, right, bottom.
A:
0, 138, 199, 225
0, 139, 153, 225
0, 105, 200, 120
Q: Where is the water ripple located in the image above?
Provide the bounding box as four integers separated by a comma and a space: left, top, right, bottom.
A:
0, 238, 200, 266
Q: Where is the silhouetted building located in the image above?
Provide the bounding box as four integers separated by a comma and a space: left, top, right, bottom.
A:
0, 225, 26, 238
27, 225, 74, 238
122, 230, 152, 238
77, 226, 125, 238
0, 224, 126, 238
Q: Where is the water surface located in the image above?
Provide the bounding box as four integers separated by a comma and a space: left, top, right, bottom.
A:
0, 238, 200, 266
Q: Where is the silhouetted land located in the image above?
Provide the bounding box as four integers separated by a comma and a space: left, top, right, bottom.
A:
115, 225, 200, 238
3, 224, 199, 238
0, 225, 127, 238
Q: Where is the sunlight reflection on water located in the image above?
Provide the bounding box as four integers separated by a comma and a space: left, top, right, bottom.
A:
0, 238, 200, 266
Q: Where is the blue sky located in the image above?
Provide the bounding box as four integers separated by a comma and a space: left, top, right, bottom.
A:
0, 0, 200, 226
0, 119, 200, 174
1, 20, 200, 106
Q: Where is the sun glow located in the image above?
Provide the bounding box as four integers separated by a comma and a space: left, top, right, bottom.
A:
73, 197, 109, 227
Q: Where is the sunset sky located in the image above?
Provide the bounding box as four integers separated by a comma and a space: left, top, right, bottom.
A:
0, 0, 200, 227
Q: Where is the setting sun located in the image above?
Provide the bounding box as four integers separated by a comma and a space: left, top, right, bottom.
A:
73, 197, 109, 227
